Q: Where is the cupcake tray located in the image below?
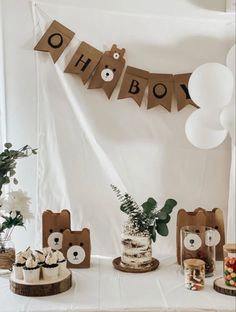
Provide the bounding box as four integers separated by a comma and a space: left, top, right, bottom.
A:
214, 277, 236, 297
112, 257, 159, 273
9, 269, 72, 297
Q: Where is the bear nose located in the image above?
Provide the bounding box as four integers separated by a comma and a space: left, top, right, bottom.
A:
54, 238, 59, 243
106, 72, 109, 76
190, 239, 194, 245
73, 251, 78, 257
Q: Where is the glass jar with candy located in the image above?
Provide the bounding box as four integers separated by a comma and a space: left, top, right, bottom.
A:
223, 244, 236, 287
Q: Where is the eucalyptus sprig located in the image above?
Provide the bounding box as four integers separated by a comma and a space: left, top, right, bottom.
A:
111, 185, 177, 242
0, 143, 37, 195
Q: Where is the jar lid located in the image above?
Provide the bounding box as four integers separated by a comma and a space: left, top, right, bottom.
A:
223, 243, 236, 252
184, 258, 205, 268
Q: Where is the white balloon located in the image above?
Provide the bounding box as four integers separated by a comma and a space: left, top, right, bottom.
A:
226, 45, 235, 78
188, 63, 234, 109
220, 104, 235, 143
196, 107, 224, 131
185, 109, 228, 149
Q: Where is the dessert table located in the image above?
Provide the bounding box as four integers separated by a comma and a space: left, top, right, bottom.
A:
0, 256, 235, 312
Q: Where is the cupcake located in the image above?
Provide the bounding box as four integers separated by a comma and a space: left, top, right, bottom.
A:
55, 250, 67, 276
42, 247, 52, 257
23, 246, 33, 258
13, 252, 26, 280
23, 255, 40, 283
34, 250, 46, 266
42, 251, 59, 281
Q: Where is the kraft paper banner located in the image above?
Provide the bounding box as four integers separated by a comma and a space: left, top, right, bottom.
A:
34, 20, 75, 63
148, 74, 174, 111
88, 44, 126, 98
64, 41, 103, 84
174, 73, 198, 111
118, 66, 149, 106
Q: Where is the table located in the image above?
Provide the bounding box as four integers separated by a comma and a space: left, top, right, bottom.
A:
0, 256, 235, 312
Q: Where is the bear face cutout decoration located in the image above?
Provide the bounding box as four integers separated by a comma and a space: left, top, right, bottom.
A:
88, 44, 126, 99
176, 208, 225, 264
62, 228, 91, 268
42, 209, 71, 251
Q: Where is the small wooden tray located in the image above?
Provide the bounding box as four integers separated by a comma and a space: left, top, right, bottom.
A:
10, 269, 72, 297
112, 257, 159, 273
214, 277, 236, 297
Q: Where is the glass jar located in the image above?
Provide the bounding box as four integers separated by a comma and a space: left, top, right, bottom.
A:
223, 243, 236, 287
184, 258, 205, 290
0, 235, 16, 273
181, 226, 216, 277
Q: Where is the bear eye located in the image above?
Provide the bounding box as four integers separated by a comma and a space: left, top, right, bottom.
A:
113, 68, 116, 72
69, 242, 73, 247
49, 229, 53, 233
113, 52, 120, 60
195, 229, 200, 234
215, 226, 219, 230
80, 243, 84, 247
105, 65, 108, 68
60, 229, 64, 233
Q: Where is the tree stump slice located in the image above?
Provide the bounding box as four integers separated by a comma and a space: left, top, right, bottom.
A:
113, 257, 159, 273
214, 277, 236, 297
10, 270, 72, 296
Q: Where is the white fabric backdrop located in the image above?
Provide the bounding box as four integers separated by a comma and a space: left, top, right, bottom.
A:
32, 2, 234, 257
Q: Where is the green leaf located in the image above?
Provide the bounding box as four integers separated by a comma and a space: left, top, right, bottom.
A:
161, 199, 177, 214
156, 210, 168, 220
155, 221, 169, 236
10, 170, 16, 177
156, 214, 171, 224
4, 143, 12, 149
147, 197, 157, 206
142, 198, 157, 215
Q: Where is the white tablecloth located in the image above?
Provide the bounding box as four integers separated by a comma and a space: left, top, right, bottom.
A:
0, 256, 235, 312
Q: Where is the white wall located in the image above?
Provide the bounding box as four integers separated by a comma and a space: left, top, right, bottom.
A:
0, 0, 234, 252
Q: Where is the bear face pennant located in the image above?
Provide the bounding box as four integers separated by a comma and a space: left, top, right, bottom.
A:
174, 73, 199, 111
34, 20, 75, 63
64, 41, 103, 84
88, 44, 126, 99
118, 66, 149, 106
148, 74, 174, 111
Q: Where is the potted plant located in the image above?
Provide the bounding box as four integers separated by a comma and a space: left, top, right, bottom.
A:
111, 185, 177, 270
0, 143, 37, 271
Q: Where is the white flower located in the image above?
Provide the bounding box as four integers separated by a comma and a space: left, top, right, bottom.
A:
4, 190, 33, 221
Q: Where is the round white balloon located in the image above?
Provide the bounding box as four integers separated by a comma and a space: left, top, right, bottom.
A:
220, 104, 235, 143
226, 45, 235, 78
185, 109, 228, 149
188, 63, 234, 109
196, 107, 224, 131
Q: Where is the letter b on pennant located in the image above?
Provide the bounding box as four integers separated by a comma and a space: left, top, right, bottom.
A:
34, 20, 75, 63
118, 66, 149, 106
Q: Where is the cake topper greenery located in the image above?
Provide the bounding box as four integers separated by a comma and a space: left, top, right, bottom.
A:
111, 185, 177, 242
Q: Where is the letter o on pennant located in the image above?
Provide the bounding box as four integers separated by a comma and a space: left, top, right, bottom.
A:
48, 33, 63, 49
153, 83, 167, 99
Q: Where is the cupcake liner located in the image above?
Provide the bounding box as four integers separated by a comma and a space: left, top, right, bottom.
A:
58, 260, 67, 276
42, 265, 59, 281
13, 265, 24, 280
23, 267, 40, 283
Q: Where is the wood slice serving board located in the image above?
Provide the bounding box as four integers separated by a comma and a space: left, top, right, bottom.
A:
10, 269, 72, 297
214, 277, 236, 297
113, 257, 159, 273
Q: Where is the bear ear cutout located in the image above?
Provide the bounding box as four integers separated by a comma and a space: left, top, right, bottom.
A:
62, 228, 71, 236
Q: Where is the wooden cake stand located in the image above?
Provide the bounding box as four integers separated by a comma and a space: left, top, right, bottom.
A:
10, 269, 72, 297
113, 257, 159, 273
214, 277, 236, 297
